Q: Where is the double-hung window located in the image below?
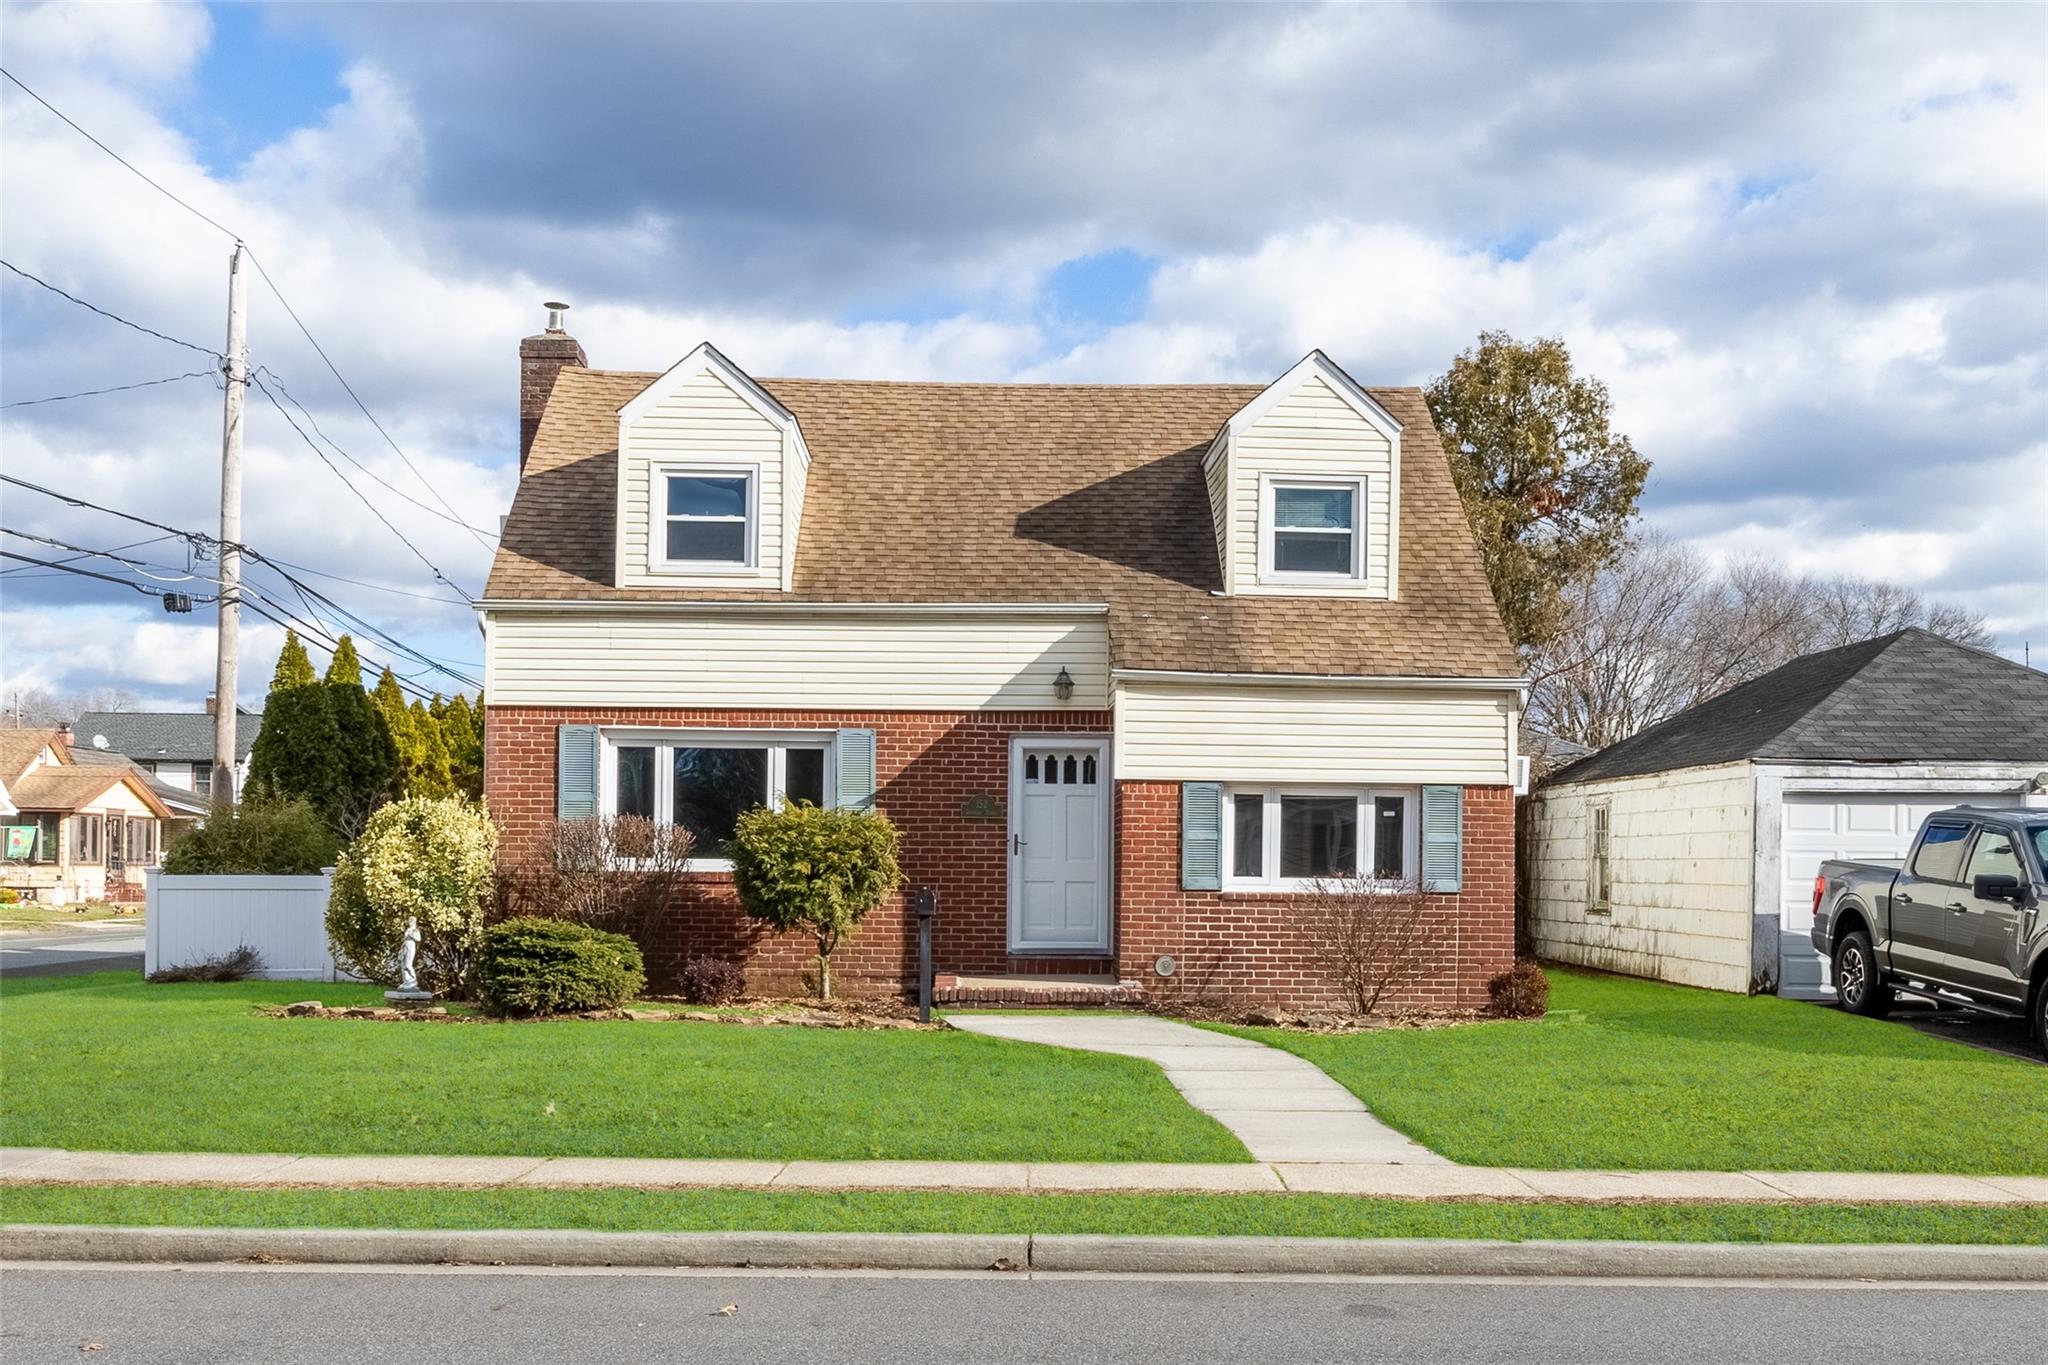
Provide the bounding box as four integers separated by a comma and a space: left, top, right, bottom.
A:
1263, 477, 1363, 580
655, 467, 755, 571
604, 731, 832, 869
1224, 787, 1415, 890
1588, 802, 1612, 911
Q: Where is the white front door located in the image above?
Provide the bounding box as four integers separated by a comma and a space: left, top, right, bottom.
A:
1008, 737, 1110, 953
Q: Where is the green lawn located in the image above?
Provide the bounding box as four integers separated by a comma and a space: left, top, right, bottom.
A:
0, 902, 137, 929
0, 973, 1246, 1163
1212, 969, 2048, 1174
5, 1184, 2041, 1245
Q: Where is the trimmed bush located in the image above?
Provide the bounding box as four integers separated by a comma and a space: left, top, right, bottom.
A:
1488, 959, 1550, 1019
471, 917, 646, 1017
730, 803, 903, 999
678, 955, 746, 1005
326, 796, 497, 991
0, 887, 20, 905
162, 800, 340, 875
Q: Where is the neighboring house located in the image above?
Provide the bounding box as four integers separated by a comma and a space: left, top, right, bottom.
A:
0, 729, 174, 904
479, 311, 1524, 1007
74, 702, 261, 802
1527, 629, 2048, 999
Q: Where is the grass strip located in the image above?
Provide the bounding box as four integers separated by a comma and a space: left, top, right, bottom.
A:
3, 1185, 2044, 1245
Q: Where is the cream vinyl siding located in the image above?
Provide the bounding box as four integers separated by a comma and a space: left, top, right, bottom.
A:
1527, 762, 1757, 994
1112, 680, 1517, 784
1204, 438, 1231, 592
485, 610, 1110, 710
617, 365, 789, 590
1225, 374, 1395, 598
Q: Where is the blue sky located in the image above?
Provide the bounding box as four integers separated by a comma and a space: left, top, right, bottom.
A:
1, 0, 2043, 709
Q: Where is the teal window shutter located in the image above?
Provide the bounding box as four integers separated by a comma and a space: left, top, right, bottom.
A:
1181, 781, 1222, 890
1421, 784, 1463, 892
835, 729, 877, 809
557, 724, 598, 821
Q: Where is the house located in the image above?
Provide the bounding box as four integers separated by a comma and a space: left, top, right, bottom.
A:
1527, 629, 2048, 999
0, 728, 175, 904
478, 308, 1524, 1007
73, 701, 261, 802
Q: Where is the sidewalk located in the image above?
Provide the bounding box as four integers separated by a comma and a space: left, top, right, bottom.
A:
7, 1147, 2045, 1204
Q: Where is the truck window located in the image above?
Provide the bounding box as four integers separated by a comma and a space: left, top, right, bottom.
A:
1964, 830, 2022, 884
2029, 824, 2048, 871
1910, 821, 1971, 883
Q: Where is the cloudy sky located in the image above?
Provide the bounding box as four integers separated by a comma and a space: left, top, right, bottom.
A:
2, 0, 2044, 710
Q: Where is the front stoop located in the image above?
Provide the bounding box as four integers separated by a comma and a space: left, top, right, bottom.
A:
933, 974, 1146, 1007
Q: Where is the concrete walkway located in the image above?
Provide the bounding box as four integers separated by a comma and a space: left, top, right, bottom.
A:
947, 1013, 1448, 1165
4, 1147, 2045, 1205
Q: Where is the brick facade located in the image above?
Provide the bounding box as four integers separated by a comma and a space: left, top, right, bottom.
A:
1114, 781, 1516, 1011
486, 706, 1515, 1008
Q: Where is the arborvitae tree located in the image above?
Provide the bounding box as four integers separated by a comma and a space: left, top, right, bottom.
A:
440, 693, 484, 800
370, 667, 418, 793
322, 636, 399, 835
245, 631, 345, 814
408, 698, 456, 799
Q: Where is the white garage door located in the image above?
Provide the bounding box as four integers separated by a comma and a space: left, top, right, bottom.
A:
1778, 791, 2010, 999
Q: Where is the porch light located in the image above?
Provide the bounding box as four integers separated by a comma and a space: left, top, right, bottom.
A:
1053, 667, 1075, 702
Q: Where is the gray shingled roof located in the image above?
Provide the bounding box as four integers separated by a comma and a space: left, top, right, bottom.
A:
1548, 629, 2048, 786
74, 710, 262, 764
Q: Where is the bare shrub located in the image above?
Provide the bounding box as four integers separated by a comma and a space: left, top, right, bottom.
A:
678, 955, 747, 1005
1488, 959, 1550, 1018
1301, 877, 1437, 1016
495, 815, 696, 950
148, 944, 262, 983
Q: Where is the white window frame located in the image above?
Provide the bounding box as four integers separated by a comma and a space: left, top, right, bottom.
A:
1259, 474, 1365, 583
599, 727, 835, 871
1587, 801, 1612, 913
649, 463, 760, 575
1221, 784, 1418, 892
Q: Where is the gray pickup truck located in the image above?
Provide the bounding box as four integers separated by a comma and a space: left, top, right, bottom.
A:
1811, 806, 2048, 1055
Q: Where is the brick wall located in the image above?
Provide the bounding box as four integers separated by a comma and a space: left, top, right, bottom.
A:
486, 706, 1110, 994
1114, 781, 1517, 1011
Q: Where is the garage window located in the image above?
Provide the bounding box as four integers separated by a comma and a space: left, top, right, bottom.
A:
1911, 821, 1971, 883
1587, 802, 1611, 912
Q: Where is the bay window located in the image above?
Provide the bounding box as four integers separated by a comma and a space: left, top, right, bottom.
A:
1223, 787, 1416, 890
602, 731, 832, 867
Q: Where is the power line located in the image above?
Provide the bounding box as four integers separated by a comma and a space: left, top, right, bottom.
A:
1, 67, 240, 240
1, 259, 222, 358
0, 533, 175, 577
3, 369, 218, 410
0, 550, 216, 603
0, 527, 203, 583
253, 366, 497, 542
247, 372, 476, 603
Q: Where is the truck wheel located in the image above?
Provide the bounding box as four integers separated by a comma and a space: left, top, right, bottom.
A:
2032, 977, 2048, 1060
1834, 931, 1892, 1017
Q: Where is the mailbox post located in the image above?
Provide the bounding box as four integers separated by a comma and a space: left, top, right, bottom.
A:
914, 886, 937, 1024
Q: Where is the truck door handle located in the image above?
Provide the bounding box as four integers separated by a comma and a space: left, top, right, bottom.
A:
1947, 903, 1968, 914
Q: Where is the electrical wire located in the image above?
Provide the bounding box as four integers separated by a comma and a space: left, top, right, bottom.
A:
2, 369, 219, 410
0, 550, 215, 603
0, 259, 222, 358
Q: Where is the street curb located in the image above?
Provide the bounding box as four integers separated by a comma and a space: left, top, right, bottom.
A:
0, 1225, 1026, 1271
4, 1225, 2045, 1280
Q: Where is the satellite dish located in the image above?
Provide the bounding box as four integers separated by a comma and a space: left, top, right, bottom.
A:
91, 735, 110, 750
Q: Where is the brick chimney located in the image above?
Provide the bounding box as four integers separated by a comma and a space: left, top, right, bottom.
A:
204, 694, 218, 717
520, 301, 588, 471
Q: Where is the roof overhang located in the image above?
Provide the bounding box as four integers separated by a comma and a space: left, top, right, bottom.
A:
476, 599, 1110, 617
1114, 667, 1527, 699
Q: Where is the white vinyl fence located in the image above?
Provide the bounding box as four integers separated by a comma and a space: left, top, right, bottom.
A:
144, 868, 343, 981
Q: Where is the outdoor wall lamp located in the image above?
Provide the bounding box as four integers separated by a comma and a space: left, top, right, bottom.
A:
1053, 666, 1075, 701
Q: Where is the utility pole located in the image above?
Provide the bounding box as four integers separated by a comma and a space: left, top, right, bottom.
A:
213, 242, 247, 807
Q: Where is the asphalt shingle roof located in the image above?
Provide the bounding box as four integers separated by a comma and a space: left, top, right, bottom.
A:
73, 710, 261, 764
1549, 629, 2048, 786
484, 368, 1519, 678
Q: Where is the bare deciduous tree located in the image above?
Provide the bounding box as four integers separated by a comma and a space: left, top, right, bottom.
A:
1301, 876, 1438, 1016
1529, 534, 1998, 749
495, 815, 696, 950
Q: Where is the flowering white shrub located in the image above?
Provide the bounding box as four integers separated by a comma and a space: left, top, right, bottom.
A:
326, 796, 498, 991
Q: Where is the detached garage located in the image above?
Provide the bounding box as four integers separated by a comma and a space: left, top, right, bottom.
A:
1527, 629, 2048, 998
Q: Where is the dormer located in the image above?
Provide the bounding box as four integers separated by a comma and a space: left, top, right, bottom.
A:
614, 342, 812, 592
1203, 351, 1402, 599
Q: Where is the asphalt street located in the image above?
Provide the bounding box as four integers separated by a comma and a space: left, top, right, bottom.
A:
0, 925, 144, 978
1, 1264, 2042, 1364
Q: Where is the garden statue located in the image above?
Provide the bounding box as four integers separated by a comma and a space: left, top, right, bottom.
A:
385, 916, 431, 1006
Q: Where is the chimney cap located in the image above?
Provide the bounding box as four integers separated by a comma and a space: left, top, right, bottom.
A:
543, 301, 571, 332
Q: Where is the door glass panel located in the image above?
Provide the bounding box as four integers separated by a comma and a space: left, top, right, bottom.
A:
1280, 796, 1357, 879
1964, 831, 2021, 883
671, 748, 768, 857
784, 748, 826, 807
1911, 822, 1971, 882
1232, 794, 1265, 880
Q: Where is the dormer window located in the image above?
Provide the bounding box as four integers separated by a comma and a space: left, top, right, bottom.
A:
1262, 476, 1364, 581
654, 465, 756, 572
